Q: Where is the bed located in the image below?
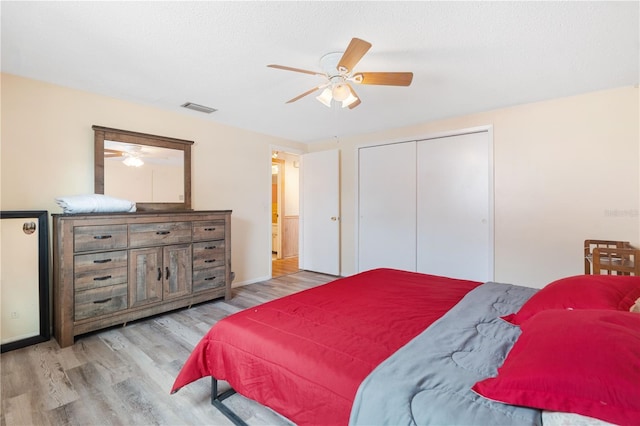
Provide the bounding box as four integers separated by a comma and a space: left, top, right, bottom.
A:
171, 268, 640, 426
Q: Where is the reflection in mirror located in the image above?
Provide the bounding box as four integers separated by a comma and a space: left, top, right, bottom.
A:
94, 125, 193, 211
104, 141, 185, 203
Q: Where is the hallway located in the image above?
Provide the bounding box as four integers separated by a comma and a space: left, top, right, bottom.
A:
272, 256, 300, 277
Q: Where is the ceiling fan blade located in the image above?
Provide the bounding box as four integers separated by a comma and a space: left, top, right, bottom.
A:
347, 85, 361, 109
104, 149, 123, 158
338, 38, 372, 73
354, 72, 414, 86
267, 64, 324, 76
285, 84, 326, 103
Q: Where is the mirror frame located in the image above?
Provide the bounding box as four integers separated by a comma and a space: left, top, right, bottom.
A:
93, 125, 193, 211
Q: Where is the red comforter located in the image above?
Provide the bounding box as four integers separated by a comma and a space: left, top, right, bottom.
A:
171, 268, 481, 425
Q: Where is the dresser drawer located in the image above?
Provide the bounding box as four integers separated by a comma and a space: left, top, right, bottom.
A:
74, 225, 128, 253
74, 266, 128, 292
74, 250, 127, 275
193, 266, 226, 292
193, 241, 225, 269
193, 220, 225, 242
129, 222, 191, 247
75, 283, 128, 320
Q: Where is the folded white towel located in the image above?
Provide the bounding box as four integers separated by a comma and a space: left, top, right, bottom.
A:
55, 194, 136, 214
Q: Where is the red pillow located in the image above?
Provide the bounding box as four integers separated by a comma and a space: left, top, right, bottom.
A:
473, 309, 640, 426
502, 275, 640, 325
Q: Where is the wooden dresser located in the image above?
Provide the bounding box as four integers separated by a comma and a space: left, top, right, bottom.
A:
52, 210, 231, 347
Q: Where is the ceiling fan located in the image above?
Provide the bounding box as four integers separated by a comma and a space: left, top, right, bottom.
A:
268, 38, 413, 109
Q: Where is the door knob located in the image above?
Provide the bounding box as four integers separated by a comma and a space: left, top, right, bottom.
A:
331, 217, 338, 221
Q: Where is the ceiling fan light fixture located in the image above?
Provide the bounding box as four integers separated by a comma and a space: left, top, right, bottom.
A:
316, 88, 333, 107
332, 83, 351, 102
123, 155, 144, 167
341, 93, 359, 108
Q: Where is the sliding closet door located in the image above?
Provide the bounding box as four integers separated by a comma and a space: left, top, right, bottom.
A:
358, 142, 416, 272
416, 131, 493, 281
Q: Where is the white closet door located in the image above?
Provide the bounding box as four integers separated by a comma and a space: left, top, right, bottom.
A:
358, 142, 417, 272
416, 131, 493, 281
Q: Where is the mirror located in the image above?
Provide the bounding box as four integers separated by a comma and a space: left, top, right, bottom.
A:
94, 125, 193, 211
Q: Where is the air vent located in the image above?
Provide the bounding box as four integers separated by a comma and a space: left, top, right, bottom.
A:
181, 102, 217, 114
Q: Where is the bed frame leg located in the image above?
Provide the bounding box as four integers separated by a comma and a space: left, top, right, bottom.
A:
211, 377, 248, 426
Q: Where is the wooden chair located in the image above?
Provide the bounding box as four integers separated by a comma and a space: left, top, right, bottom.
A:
584, 239, 632, 274
591, 246, 640, 276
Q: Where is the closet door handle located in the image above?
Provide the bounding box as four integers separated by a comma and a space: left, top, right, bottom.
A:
165, 267, 170, 280
157, 268, 162, 281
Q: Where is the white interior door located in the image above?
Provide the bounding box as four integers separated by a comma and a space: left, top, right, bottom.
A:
358, 142, 417, 272
300, 150, 340, 275
416, 131, 493, 281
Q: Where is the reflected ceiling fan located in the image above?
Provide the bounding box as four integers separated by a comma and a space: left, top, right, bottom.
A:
104, 143, 179, 168
268, 38, 413, 109
104, 146, 146, 167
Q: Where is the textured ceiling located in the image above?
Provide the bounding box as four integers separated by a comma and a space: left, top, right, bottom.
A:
2, 1, 638, 144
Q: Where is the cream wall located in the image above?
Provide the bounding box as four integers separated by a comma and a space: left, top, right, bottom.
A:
309, 86, 640, 288
2, 74, 638, 291
1, 73, 306, 286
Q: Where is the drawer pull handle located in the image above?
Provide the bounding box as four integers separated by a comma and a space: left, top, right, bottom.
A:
204, 259, 216, 263
93, 235, 112, 240
205, 246, 217, 250
93, 298, 112, 304
94, 259, 112, 264
156, 231, 171, 235
93, 275, 112, 281
205, 276, 216, 281
165, 267, 170, 280
204, 227, 216, 231
157, 268, 162, 281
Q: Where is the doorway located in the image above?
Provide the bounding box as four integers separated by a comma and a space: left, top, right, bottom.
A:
271, 150, 301, 277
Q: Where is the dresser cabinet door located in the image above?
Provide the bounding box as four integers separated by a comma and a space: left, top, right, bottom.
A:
129, 247, 164, 308
163, 243, 192, 299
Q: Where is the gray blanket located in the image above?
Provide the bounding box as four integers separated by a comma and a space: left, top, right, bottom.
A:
349, 282, 542, 426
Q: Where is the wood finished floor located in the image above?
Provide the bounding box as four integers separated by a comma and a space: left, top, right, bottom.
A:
272, 256, 300, 278
1, 270, 335, 426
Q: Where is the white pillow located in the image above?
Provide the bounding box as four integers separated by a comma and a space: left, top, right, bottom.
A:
55, 194, 136, 214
